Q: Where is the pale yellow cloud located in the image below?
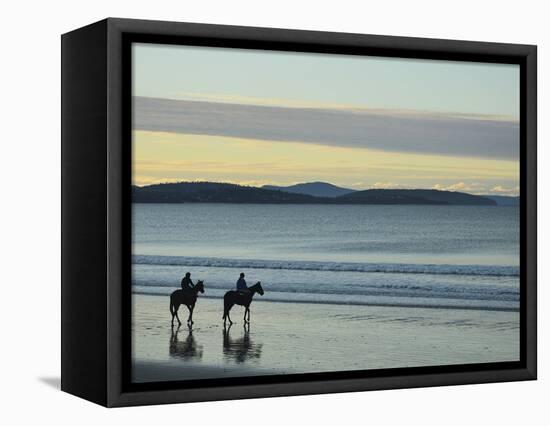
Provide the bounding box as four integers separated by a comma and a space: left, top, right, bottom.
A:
491, 185, 520, 196
432, 182, 487, 194
132, 130, 519, 194
370, 182, 409, 189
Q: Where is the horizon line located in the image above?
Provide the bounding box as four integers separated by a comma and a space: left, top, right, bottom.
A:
131, 180, 519, 198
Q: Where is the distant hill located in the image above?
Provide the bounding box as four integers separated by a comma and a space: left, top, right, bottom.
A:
132, 182, 326, 204
133, 182, 498, 206
262, 182, 356, 198
484, 195, 519, 206
339, 189, 497, 206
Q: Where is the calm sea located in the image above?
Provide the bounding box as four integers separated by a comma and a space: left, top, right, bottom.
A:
132, 203, 520, 311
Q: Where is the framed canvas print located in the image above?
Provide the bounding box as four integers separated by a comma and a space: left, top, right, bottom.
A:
61, 18, 537, 407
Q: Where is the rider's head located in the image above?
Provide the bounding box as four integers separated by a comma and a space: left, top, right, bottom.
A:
185, 272, 191, 277
240, 273, 245, 278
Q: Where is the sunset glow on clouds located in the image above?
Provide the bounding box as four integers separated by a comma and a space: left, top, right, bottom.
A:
132, 43, 520, 196
133, 131, 519, 195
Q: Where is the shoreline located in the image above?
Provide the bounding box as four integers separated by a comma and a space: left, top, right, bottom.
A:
132, 290, 519, 312
132, 294, 519, 383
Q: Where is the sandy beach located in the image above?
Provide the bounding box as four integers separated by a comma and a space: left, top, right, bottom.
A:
132, 294, 519, 383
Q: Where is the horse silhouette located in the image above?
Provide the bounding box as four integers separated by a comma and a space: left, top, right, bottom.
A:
170, 280, 205, 326
222, 281, 264, 326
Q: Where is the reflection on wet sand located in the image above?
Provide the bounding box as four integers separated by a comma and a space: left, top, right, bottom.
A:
222, 323, 263, 363
169, 324, 203, 360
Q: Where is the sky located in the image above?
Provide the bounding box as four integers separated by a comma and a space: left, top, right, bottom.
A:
132, 43, 520, 196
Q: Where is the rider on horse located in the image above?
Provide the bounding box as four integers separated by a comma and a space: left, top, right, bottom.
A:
223, 278, 264, 325
181, 272, 194, 293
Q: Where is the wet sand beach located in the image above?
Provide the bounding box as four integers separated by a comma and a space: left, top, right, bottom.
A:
132, 294, 519, 383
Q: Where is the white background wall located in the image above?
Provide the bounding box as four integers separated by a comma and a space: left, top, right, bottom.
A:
1, 0, 546, 423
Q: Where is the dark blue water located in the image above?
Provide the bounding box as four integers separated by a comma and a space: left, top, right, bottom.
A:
132, 203, 519, 311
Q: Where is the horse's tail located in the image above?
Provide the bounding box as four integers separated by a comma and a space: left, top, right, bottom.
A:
169, 296, 174, 315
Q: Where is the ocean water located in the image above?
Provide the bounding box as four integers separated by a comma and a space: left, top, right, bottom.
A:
132, 203, 520, 311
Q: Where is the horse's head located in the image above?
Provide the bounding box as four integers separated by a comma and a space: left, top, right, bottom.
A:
195, 280, 205, 293
255, 281, 264, 296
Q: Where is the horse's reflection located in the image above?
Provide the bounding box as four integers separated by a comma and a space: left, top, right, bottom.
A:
222, 323, 262, 363
169, 324, 203, 360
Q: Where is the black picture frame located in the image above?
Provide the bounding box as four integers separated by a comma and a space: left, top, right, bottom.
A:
61, 17, 537, 407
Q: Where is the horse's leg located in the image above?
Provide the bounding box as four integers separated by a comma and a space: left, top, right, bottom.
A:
170, 300, 175, 327
187, 304, 195, 324
247, 307, 251, 323
174, 304, 182, 326
226, 304, 234, 325
224, 299, 234, 325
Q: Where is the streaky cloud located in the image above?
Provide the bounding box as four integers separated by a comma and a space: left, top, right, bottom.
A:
134, 96, 519, 160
